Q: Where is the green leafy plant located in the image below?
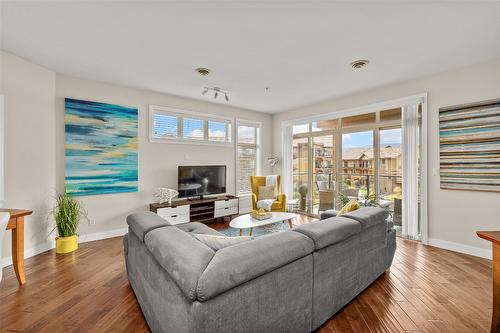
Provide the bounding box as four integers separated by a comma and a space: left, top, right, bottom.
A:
51, 191, 86, 237
339, 193, 351, 208
298, 184, 308, 197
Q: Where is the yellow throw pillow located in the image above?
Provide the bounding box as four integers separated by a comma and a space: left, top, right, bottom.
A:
258, 186, 275, 200
337, 199, 360, 216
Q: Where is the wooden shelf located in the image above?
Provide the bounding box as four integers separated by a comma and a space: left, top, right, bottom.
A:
191, 217, 216, 223
190, 211, 214, 218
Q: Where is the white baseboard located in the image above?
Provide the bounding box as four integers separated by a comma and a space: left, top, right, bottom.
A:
78, 227, 128, 243
428, 238, 492, 260
0, 240, 53, 268
1, 227, 128, 268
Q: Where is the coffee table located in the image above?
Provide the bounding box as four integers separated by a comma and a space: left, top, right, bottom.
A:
230, 212, 297, 236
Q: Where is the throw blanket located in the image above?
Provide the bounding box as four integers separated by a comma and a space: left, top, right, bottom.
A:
266, 175, 279, 198
257, 199, 275, 211
256, 175, 279, 211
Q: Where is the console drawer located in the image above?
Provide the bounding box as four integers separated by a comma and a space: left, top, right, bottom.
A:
157, 205, 189, 217
157, 211, 189, 225
214, 199, 238, 210
214, 206, 238, 218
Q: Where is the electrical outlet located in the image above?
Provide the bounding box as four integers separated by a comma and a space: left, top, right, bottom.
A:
88, 218, 96, 226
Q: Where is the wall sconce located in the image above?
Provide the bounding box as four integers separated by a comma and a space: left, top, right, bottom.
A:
267, 157, 279, 167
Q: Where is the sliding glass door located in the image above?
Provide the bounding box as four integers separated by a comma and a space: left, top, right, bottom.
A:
312, 134, 335, 214
341, 130, 374, 203
289, 105, 423, 240
379, 127, 402, 228
293, 137, 309, 213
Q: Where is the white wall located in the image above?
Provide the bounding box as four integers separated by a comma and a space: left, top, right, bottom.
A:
1, 51, 272, 265
273, 57, 500, 258
55, 75, 272, 240
1, 52, 57, 263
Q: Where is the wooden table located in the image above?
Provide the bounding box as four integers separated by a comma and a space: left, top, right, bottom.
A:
477, 231, 500, 333
2, 209, 32, 285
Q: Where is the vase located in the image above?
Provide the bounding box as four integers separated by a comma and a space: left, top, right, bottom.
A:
56, 235, 78, 254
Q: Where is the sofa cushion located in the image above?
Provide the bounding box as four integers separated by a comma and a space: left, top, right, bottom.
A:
127, 211, 170, 241
292, 217, 361, 250
197, 231, 314, 301
176, 222, 223, 236
320, 209, 338, 220
342, 207, 389, 230
144, 226, 215, 301
192, 234, 253, 251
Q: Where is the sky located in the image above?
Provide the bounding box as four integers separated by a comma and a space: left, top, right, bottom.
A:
342, 128, 402, 149
293, 123, 401, 149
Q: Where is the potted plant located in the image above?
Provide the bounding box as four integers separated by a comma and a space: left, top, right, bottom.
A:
298, 184, 308, 211
51, 191, 85, 254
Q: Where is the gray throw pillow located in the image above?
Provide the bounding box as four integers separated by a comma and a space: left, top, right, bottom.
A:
192, 234, 253, 251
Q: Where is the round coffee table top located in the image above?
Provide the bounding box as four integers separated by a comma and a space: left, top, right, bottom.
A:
229, 212, 297, 230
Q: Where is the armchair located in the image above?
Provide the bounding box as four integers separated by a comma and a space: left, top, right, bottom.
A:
250, 176, 286, 212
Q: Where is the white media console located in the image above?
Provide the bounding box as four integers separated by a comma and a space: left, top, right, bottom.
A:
149, 195, 239, 225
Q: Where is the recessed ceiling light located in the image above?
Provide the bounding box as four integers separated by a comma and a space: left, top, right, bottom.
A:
195, 67, 211, 76
350, 60, 370, 70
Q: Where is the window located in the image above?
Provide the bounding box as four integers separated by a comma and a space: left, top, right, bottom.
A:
312, 119, 338, 132
183, 118, 204, 140
292, 123, 309, 134
236, 122, 260, 195
208, 120, 228, 142
149, 105, 232, 144
152, 113, 178, 138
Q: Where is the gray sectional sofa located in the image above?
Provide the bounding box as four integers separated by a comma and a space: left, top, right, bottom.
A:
124, 207, 396, 333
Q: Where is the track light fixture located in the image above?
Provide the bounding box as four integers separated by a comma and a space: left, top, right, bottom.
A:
201, 86, 230, 102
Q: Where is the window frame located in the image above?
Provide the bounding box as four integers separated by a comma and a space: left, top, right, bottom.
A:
149, 105, 233, 146
235, 119, 261, 196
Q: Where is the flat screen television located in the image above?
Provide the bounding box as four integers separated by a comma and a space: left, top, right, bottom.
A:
178, 165, 226, 199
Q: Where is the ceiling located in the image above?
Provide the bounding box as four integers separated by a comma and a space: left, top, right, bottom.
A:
2, 1, 500, 114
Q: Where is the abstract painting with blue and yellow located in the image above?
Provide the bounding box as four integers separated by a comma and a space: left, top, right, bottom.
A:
65, 98, 138, 196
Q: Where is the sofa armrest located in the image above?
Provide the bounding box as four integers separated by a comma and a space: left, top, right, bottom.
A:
144, 226, 215, 301
292, 217, 361, 250
197, 231, 314, 301
127, 211, 170, 242
342, 207, 389, 230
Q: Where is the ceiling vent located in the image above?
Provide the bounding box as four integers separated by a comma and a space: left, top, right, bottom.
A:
350, 60, 370, 70
195, 67, 211, 76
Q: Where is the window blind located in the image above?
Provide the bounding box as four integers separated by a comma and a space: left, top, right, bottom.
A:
152, 113, 178, 138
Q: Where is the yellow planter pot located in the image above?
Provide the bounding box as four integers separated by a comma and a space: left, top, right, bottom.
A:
55, 235, 78, 254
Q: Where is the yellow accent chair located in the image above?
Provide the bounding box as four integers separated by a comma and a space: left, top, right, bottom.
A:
250, 176, 287, 212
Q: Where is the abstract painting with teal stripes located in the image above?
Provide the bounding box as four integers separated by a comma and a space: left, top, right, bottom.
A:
440, 98, 500, 192
65, 98, 138, 196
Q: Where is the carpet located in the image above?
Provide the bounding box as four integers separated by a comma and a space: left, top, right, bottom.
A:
219, 221, 292, 237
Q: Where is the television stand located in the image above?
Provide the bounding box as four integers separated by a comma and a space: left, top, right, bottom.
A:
150, 195, 239, 225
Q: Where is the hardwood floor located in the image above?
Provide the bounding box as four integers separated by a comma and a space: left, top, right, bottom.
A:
0, 215, 493, 332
